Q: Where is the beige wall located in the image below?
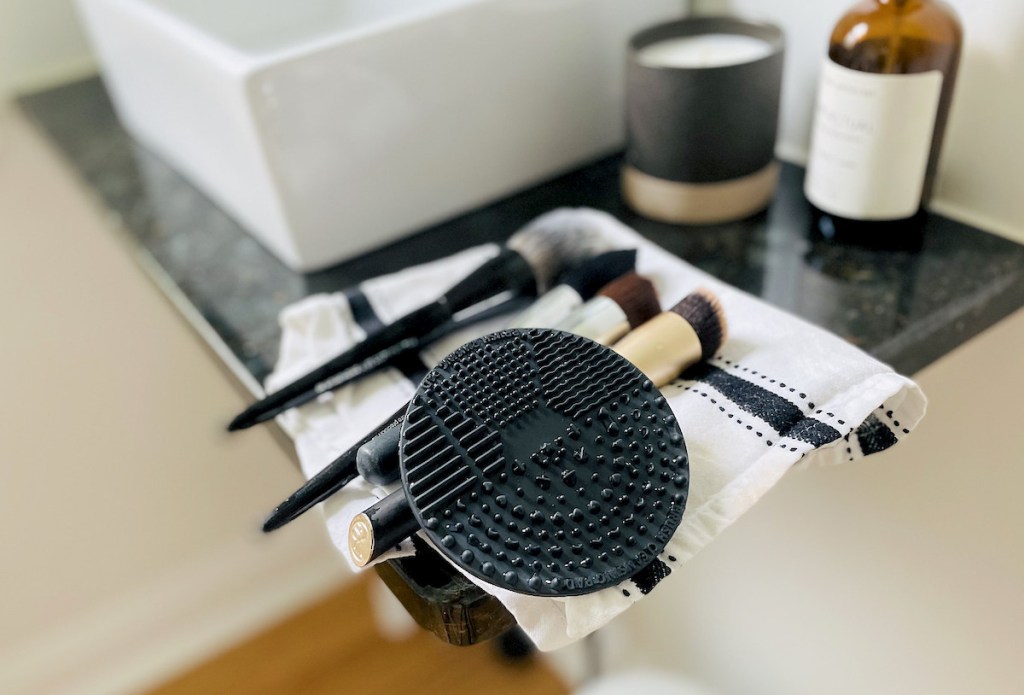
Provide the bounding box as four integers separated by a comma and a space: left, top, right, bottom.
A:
0, 105, 348, 694
0, 0, 96, 97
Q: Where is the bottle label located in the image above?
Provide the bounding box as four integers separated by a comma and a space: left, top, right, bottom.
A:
805, 58, 943, 220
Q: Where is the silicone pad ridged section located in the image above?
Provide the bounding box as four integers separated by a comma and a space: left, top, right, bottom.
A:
402, 329, 688, 597
434, 337, 538, 427
402, 401, 505, 516
533, 330, 640, 419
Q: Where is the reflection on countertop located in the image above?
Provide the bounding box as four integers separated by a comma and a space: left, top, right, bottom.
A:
19, 77, 1024, 383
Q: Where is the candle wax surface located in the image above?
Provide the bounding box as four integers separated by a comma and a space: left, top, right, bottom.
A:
637, 33, 774, 69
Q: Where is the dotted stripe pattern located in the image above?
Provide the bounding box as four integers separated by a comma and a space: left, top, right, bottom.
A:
680, 363, 843, 448
680, 357, 904, 466
715, 358, 857, 428
618, 356, 872, 597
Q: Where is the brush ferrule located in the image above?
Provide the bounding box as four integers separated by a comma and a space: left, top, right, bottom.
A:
506, 285, 584, 329
557, 296, 631, 345
612, 312, 702, 387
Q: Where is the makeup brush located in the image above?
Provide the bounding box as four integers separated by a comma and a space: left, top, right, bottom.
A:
238, 293, 534, 428
557, 272, 662, 346
355, 272, 660, 486
228, 224, 615, 431
505, 249, 636, 329
260, 406, 406, 533
611, 288, 728, 385
347, 290, 727, 570
243, 252, 633, 431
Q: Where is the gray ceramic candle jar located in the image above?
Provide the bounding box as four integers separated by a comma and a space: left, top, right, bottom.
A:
622, 17, 785, 224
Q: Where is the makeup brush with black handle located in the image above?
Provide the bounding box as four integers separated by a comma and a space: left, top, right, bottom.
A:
348, 289, 728, 570
228, 223, 616, 432
239, 251, 635, 428
355, 272, 661, 487
505, 249, 636, 329
236, 293, 534, 428
259, 404, 407, 532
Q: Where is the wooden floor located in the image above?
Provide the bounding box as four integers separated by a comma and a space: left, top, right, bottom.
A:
147, 577, 568, 695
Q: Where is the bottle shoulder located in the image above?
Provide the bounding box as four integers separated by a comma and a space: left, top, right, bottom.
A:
829, 0, 962, 50
828, 1, 961, 74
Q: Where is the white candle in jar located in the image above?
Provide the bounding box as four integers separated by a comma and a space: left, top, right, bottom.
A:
636, 33, 774, 69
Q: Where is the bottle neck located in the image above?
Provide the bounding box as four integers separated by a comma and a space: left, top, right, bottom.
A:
875, 0, 924, 8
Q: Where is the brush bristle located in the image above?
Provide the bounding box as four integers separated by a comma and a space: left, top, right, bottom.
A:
507, 217, 616, 293
559, 250, 637, 300
599, 273, 661, 328
669, 289, 728, 359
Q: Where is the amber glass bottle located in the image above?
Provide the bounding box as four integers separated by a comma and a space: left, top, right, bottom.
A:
804, 0, 962, 243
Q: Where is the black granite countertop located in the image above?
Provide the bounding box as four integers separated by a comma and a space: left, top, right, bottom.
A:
19, 78, 1024, 383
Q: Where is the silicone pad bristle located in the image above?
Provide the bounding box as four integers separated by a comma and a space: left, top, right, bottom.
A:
400, 329, 688, 597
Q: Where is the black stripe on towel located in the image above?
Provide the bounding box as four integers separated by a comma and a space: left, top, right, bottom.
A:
343, 286, 429, 383
632, 558, 672, 595
685, 364, 842, 447
342, 286, 385, 334
855, 414, 899, 455
390, 349, 431, 386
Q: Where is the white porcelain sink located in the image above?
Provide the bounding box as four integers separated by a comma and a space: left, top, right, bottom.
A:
76, 0, 683, 271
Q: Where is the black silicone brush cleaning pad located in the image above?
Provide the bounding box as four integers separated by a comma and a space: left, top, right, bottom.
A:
399, 329, 688, 597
